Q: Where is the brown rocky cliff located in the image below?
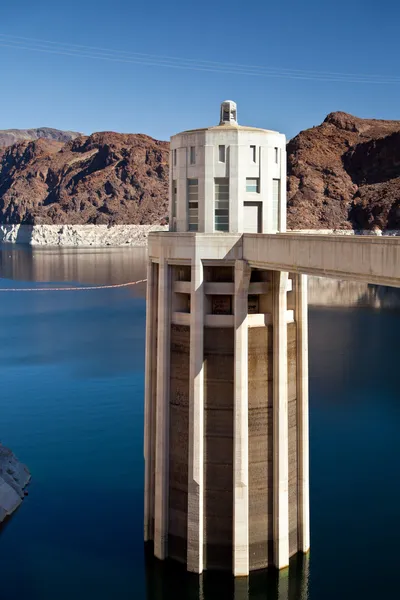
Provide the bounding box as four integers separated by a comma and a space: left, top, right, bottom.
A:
287, 111, 400, 230
2, 113, 400, 229
0, 133, 169, 225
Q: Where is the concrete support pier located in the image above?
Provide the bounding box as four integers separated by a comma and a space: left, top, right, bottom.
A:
144, 236, 310, 575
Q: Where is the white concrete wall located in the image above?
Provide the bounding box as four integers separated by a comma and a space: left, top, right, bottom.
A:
169, 121, 286, 235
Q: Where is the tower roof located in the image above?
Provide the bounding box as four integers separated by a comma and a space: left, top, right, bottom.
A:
174, 100, 281, 136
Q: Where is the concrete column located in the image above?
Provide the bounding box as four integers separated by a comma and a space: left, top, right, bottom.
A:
144, 260, 157, 541
204, 144, 214, 233
229, 144, 240, 233
176, 147, 187, 232
187, 255, 204, 573
272, 270, 290, 569
233, 260, 251, 576
279, 147, 287, 232
259, 146, 271, 233
296, 274, 310, 553
154, 259, 171, 559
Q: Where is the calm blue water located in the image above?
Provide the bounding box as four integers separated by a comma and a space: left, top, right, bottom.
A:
0, 245, 399, 599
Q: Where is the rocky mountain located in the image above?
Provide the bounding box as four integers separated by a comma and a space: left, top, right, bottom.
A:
0, 127, 81, 148
0, 133, 169, 225
287, 111, 400, 230
1, 112, 400, 229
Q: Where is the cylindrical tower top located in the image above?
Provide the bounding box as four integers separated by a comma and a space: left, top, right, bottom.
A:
220, 100, 237, 125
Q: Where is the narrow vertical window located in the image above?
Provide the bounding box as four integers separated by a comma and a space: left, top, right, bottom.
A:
250, 145, 256, 162
187, 179, 198, 231
173, 148, 177, 166
274, 147, 279, 163
272, 179, 280, 232
172, 180, 177, 219
214, 177, 229, 231
190, 146, 196, 165
218, 145, 226, 163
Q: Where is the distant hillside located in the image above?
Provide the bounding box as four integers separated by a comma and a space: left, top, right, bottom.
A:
0, 132, 169, 225
287, 111, 400, 230
0, 127, 81, 148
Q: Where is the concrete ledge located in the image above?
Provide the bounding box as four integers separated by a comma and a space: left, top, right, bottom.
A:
172, 312, 190, 326
205, 314, 234, 327
247, 311, 293, 327
205, 282, 235, 295
173, 281, 191, 294
249, 282, 270, 295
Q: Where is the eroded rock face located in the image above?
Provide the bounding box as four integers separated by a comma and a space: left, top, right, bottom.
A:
0, 133, 169, 226
0, 444, 30, 523
2, 113, 400, 230
287, 111, 400, 230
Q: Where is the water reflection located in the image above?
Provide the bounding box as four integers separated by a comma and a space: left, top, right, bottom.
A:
0, 245, 148, 297
145, 548, 309, 600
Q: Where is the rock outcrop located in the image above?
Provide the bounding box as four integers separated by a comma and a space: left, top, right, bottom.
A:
0, 444, 30, 523
287, 111, 400, 230
2, 113, 400, 230
0, 127, 81, 148
0, 133, 169, 226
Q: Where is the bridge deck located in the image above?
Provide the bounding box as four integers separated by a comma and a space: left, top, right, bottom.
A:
148, 232, 400, 288
244, 234, 400, 288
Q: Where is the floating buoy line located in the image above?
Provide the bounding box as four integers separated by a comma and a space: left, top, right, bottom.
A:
0, 278, 147, 292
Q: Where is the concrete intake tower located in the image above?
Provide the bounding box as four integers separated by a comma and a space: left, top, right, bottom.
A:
144, 101, 310, 576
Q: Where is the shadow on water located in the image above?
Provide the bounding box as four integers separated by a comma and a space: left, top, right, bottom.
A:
145, 546, 309, 600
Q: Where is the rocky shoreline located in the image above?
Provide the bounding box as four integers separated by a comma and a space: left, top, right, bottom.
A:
0, 444, 30, 524
0, 224, 168, 246
1, 224, 400, 247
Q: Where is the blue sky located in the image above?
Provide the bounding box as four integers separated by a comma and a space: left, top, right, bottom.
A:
1, 0, 399, 140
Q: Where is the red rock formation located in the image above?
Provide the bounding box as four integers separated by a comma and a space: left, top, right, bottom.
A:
287, 111, 400, 230
0, 133, 169, 225
2, 113, 400, 229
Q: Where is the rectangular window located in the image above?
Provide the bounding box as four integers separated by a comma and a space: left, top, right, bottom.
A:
214, 177, 229, 232
172, 180, 177, 219
190, 146, 196, 165
248, 295, 259, 314
250, 145, 256, 162
173, 148, 177, 166
272, 179, 280, 231
218, 145, 226, 163
212, 295, 232, 315
274, 147, 279, 163
246, 178, 259, 193
187, 179, 198, 231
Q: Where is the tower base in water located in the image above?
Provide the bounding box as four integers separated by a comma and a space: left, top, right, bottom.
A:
144, 233, 309, 576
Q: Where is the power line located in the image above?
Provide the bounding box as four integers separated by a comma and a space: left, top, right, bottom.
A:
0, 32, 398, 81
0, 33, 400, 84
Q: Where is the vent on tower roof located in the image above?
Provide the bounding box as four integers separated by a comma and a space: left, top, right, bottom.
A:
220, 100, 237, 125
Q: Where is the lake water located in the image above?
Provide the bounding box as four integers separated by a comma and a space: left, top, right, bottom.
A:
0, 245, 399, 600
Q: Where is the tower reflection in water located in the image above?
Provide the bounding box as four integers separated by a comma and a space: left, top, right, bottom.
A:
145, 547, 309, 600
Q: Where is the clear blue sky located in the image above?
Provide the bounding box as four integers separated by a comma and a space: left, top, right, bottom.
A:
1, 0, 399, 140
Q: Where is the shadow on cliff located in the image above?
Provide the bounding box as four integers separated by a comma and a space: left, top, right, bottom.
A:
15, 224, 34, 244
